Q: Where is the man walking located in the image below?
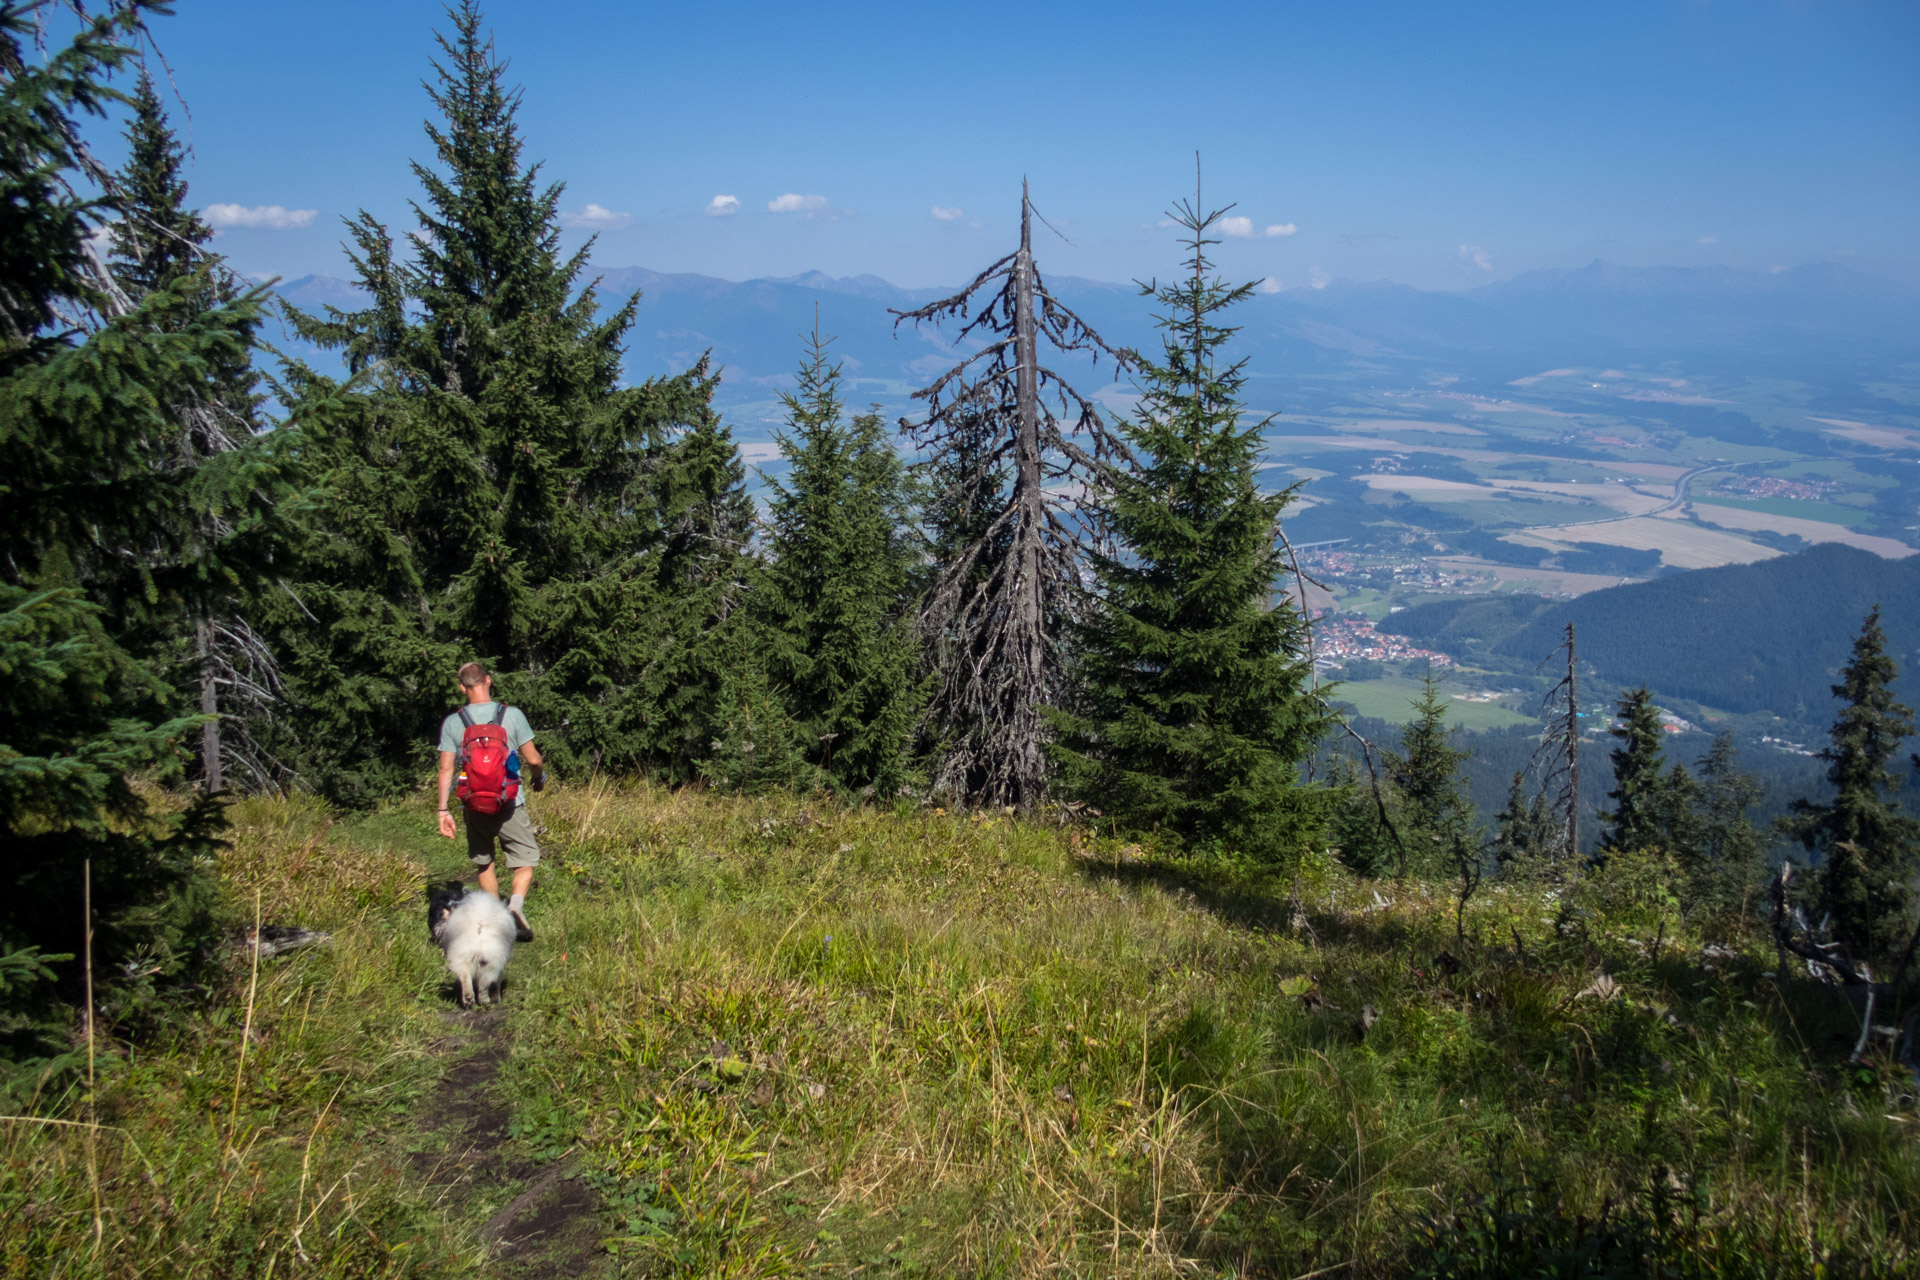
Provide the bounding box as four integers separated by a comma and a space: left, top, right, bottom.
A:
436, 662, 544, 942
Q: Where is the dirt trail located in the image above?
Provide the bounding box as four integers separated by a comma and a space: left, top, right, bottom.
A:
418, 1004, 606, 1278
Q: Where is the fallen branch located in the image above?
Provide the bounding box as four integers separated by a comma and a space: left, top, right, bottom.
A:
1769, 861, 1871, 988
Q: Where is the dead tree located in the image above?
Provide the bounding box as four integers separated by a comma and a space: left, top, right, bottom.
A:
1532, 622, 1582, 863
893, 182, 1133, 809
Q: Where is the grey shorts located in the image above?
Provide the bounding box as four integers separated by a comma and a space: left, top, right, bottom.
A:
464, 802, 542, 870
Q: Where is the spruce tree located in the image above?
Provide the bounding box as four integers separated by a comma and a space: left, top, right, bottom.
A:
757, 331, 921, 796
1493, 771, 1560, 871
106, 70, 289, 792
1329, 749, 1397, 877
1792, 607, 1919, 965
108, 73, 208, 297
1682, 734, 1765, 917
1051, 189, 1326, 861
1599, 686, 1668, 855
698, 642, 806, 796
278, 2, 746, 793
1, 1, 235, 1029
1389, 670, 1473, 871
634, 371, 757, 779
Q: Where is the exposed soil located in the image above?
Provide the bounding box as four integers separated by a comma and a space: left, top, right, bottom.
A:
418, 999, 608, 1278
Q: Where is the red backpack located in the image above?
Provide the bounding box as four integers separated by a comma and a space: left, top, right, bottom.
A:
454, 705, 520, 815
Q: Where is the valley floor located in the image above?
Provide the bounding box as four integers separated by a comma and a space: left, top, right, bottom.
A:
4, 782, 1917, 1277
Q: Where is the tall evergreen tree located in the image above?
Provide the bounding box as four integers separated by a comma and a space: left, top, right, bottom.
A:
1599, 686, 1668, 855
632, 376, 757, 780
107, 73, 207, 297
1791, 607, 1919, 965
1493, 770, 1560, 871
277, 2, 747, 795
1390, 670, 1473, 868
1329, 749, 1397, 877
1, 1, 237, 1032
1680, 734, 1765, 917
1051, 188, 1326, 862
757, 331, 921, 796
698, 640, 806, 796
106, 70, 288, 792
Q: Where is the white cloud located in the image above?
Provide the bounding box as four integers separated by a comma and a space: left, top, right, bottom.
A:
1214, 215, 1296, 239
705, 194, 741, 218
204, 203, 316, 231
930, 205, 965, 221
1696, 234, 1717, 245
1458, 243, 1493, 272
1309, 266, 1330, 290
1259, 276, 1283, 293
1156, 217, 1178, 228
560, 203, 631, 230
768, 193, 829, 214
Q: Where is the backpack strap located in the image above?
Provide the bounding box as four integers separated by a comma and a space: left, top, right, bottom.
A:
495, 704, 511, 726
457, 707, 475, 729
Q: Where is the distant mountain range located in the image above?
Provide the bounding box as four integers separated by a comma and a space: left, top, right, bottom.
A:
268, 259, 1920, 421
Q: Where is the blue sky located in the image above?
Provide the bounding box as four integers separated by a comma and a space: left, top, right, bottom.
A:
102, 0, 1920, 290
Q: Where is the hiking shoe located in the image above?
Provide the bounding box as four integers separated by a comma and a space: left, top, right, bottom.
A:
510, 907, 533, 944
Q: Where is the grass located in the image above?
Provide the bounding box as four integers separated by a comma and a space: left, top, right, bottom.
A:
4, 782, 1919, 1277
1690, 496, 1875, 529
1331, 677, 1537, 730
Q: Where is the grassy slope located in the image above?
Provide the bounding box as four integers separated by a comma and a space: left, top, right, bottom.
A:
5, 783, 1917, 1277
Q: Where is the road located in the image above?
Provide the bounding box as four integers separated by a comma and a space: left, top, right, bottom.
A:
1520, 462, 1730, 533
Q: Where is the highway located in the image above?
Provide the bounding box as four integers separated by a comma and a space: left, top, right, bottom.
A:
1520, 461, 1730, 533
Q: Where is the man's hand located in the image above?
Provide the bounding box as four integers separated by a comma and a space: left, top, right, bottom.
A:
438, 810, 457, 839
530, 770, 546, 793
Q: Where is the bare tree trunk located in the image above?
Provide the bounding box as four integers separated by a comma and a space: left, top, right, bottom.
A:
197, 617, 224, 793
1564, 622, 1578, 858
892, 181, 1132, 810
1008, 183, 1048, 800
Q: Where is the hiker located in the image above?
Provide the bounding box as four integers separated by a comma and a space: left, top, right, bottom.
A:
436, 662, 545, 943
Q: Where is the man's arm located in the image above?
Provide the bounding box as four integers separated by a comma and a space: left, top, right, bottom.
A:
436, 750, 457, 838
519, 740, 545, 791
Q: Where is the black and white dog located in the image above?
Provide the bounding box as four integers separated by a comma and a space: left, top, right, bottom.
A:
426, 880, 516, 1008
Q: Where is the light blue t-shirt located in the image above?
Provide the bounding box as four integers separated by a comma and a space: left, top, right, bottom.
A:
438, 702, 535, 756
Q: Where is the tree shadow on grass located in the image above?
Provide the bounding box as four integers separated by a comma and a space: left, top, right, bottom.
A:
1071, 853, 1912, 1275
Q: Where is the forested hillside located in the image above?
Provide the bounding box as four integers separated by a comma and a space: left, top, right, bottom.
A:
1379, 543, 1920, 721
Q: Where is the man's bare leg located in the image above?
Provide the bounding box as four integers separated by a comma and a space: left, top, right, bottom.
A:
473, 865, 531, 898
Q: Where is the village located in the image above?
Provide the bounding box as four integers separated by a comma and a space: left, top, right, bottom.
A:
1728, 475, 1834, 501
1310, 610, 1454, 670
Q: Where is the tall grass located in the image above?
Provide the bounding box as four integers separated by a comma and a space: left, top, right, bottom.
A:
3, 780, 1915, 1277
0, 795, 472, 1279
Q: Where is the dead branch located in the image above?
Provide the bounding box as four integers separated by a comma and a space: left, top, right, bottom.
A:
1769, 861, 1872, 987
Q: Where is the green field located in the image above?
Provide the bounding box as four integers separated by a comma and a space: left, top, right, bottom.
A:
1691, 495, 1874, 528
1329, 674, 1537, 728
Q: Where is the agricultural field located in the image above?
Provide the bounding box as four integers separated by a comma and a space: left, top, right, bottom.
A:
1325, 674, 1536, 730
1265, 360, 1920, 630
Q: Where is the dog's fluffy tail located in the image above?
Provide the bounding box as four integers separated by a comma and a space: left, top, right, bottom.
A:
441, 892, 516, 1006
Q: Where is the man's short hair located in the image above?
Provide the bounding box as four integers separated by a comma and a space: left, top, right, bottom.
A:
457, 662, 489, 689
